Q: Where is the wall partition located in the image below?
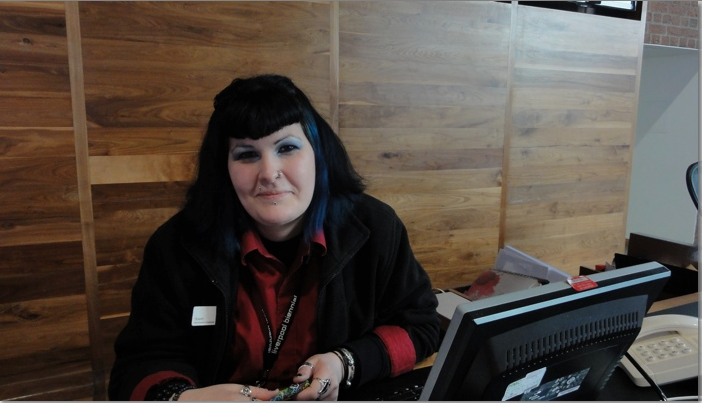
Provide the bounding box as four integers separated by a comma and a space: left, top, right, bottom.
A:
0, 1, 644, 399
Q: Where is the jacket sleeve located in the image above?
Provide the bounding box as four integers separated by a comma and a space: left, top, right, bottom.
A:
341, 203, 441, 386
108, 225, 201, 400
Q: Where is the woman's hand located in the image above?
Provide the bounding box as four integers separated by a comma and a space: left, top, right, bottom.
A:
292, 352, 345, 401
176, 383, 279, 401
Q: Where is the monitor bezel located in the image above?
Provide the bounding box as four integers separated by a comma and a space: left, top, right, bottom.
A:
420, 261, 671, 401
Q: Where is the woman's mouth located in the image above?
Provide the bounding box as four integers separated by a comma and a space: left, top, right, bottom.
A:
258, 191, 286, 201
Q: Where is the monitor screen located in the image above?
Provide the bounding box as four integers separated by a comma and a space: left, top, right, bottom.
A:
420, 261, 670, 401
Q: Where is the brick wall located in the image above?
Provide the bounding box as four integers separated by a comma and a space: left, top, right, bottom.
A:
645, 1, 699, 48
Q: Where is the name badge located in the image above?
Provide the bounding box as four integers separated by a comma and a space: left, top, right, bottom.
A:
192, 306, 217, 326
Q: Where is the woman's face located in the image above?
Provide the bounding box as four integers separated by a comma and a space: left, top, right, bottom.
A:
228, 123, 316, 241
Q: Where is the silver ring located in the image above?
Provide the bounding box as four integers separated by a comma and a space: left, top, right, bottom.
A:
240, 385, 252, 397
315, 378, 331, 395
298, 361, 313, 371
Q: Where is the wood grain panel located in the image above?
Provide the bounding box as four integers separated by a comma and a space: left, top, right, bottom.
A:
0, 184, 78, 220
0, 156, 77, 189
79, 1, 329, 47
0, 97, 73, 127
509, 145, 630, 168
89, 153, 197, 185
0, 241, 84, 304
0, 128, 76, 157
0, 1, 66, 30
513, 66, 637, 93
0, 1, 91, 399
508, 163, 628, 187
98, 263, 140, 319
342, 128, 503, 150
370, 188, 503, 211
504, 4, 642, 273
340, 104, 505, 129
88, 127, 204, 156
339, 1, 512, 288
0, 62, 71, 94
91, 181, 190, 211
79, 1, 331, 128
93, 207, 179, 266
511, 126, 632, 148
0, 31, 70, 66
0, 295, 91, 400
363, 169, 502, 193
349, 148, 503, 173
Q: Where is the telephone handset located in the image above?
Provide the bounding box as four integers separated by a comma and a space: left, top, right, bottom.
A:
619, 314, 699, 387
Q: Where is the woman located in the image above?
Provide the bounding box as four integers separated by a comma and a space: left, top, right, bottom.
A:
108, 74, 440, 401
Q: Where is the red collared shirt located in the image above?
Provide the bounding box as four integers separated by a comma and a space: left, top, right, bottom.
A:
229, 230, 326, 389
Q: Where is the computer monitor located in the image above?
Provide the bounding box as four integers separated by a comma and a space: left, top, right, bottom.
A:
420, 261, 670, 401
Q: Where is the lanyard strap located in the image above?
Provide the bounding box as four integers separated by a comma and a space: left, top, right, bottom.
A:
257, 293, 300, 386
242, 243, 316, 386
241, 265, 305, 387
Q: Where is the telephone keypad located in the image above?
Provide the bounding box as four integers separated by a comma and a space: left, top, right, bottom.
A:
632, 333, 696, 365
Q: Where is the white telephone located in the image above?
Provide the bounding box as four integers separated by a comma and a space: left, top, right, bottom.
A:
619, 314, 699, 387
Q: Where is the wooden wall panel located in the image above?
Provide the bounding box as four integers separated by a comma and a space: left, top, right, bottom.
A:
504, 4, 643, 272
0, 1, 647, 400
339, 1, 511, 288
0, 2, 93, 400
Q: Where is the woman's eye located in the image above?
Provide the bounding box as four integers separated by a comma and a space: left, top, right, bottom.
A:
278, 144, 299, 154
232, 151, 259, 161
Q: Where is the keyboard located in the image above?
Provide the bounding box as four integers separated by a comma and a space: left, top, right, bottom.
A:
368, 383, 424, 401
339, 366, 431, 401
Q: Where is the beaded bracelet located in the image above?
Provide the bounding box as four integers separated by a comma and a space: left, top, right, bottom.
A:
171, 384, 195, 401
153, 379, 195, 401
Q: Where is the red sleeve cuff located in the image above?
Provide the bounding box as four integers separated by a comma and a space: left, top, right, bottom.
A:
129, 371, 194, 401
373, 325, 416, 377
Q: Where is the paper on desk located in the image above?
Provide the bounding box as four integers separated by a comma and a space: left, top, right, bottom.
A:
495, 246, 570, 283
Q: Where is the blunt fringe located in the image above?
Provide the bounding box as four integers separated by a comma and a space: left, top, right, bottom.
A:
182, 74, 365, 260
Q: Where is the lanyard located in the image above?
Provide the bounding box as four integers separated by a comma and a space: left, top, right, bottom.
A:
255, 292, 300, 387
242, 242, 315, 387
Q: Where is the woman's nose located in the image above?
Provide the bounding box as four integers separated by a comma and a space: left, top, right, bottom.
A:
259, 156, 282, 183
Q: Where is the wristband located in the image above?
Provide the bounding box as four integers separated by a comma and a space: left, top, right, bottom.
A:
331, 350, 347, 386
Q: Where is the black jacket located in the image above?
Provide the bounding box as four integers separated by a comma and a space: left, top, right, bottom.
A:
108, 194, 440, 400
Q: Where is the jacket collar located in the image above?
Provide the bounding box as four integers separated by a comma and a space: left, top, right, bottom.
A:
178, 203, 370, 288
